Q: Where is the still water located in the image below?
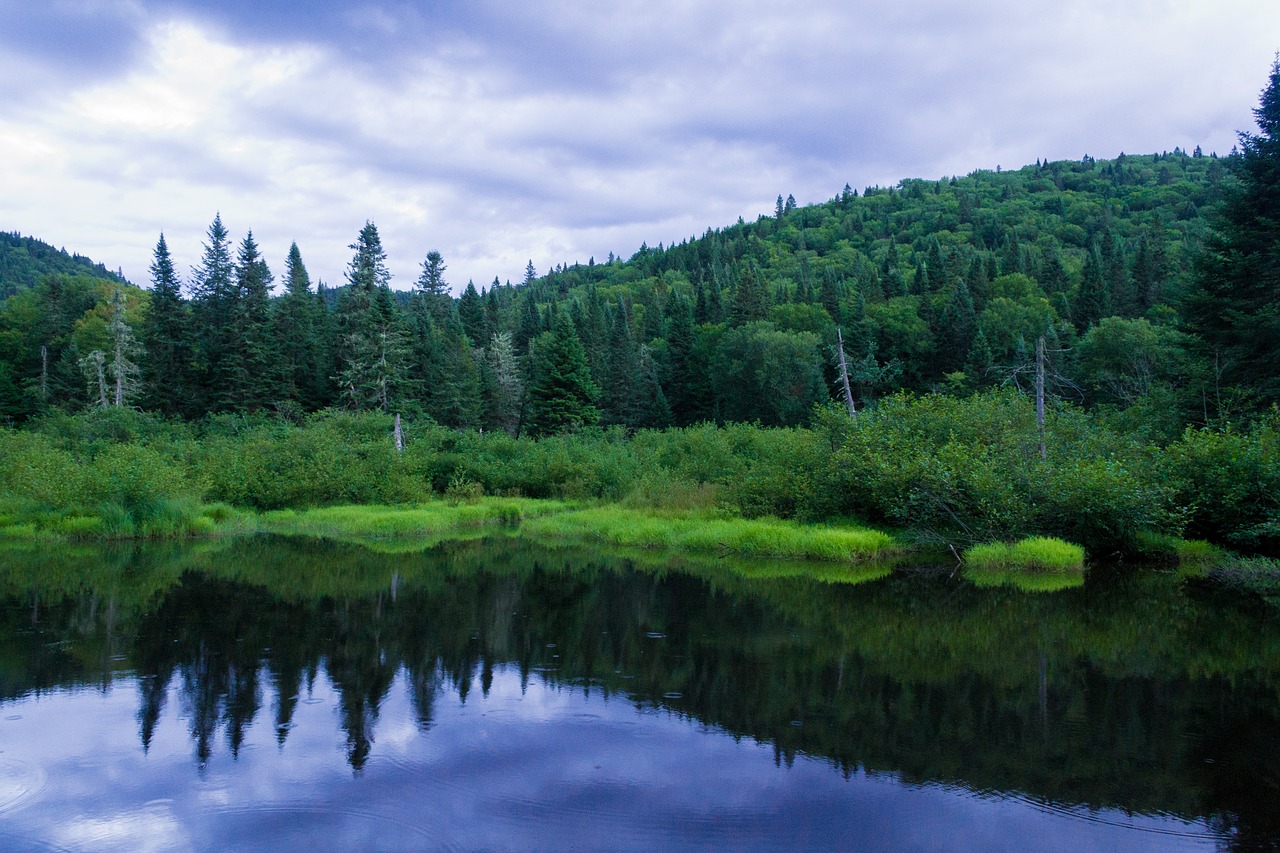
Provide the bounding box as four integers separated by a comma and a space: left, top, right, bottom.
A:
0, 536, 1276, 851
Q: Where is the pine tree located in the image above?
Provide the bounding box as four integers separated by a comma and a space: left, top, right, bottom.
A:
458, 280, 485, 344
1184, 59, 1280, 405
1074, 244, 1110, 330
228, 231, 278, 410
728, 263, 770, 326
416, 250, 451, 322
275, 242, 329, 409
189, 213, 235, 412
600, 300, 639, 427
140, 233, 191, 416
662, 292, 698, 425
526, 312, 599, 436
335, 222, 407, 410
936, 277, 976, 373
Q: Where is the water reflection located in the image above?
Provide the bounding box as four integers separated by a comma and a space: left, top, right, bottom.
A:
1, 537, 1277, 849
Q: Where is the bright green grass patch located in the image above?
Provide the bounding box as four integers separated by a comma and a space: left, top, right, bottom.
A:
965, 537, 1085, 572
258, 498, 570, 543
520, 506, 897, 562
963, 536, 1085, 592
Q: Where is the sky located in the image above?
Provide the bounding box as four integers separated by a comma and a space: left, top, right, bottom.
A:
1, 1, 1277, 294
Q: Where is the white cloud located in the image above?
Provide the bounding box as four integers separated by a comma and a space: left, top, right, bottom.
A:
0, 1, 1277, 291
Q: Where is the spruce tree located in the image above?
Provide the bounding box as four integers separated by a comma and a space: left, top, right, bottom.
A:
1184, 58, 1280, 404
728, 263, 770, 326
228, 231, 278, 410
275, 242, 328, 409
526, 311, 599, 436
140, 233, 191, 416
936, 277, 976, 373
458, 280, 485, 344
189, 213, 235, 412
600, 300, 639, 427
1074, 244, 1110, 330
335, 222, 407, 410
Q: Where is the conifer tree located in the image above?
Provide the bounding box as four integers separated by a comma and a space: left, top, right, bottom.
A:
728, 263, 770, 326
228, 231, 278, 410
1074, 244, 1110, 330
335, 222, 407, 410
526, 311, 599, 436
600, 301, 639, 427
275, 242, 328, 409
1185, 59, 1280, 404
189, 213, 235, 411
936, 277, 977, 373
458, 280, 485, 344
140, 233, 191, 416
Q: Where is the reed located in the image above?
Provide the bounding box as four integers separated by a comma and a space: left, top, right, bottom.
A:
258, 499, 568, 542
520, 507, 897, 561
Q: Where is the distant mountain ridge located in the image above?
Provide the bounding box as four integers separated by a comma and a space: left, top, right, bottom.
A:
0, 231, 127, 298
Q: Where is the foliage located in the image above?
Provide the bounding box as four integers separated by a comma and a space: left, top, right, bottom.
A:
965, 537, 1086, 572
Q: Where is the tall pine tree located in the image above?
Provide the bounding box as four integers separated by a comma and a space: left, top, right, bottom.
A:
1185, 58, 1280, 406
140, 233, 191, 416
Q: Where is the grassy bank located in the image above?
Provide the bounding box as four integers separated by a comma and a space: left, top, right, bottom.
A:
520, 506, 898, 562
256, 499, 570, 551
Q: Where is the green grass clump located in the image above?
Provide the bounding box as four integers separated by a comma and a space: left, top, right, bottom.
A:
1132, 531, 1225, 570
963, 536, 1085, 593
258, 498, 569, 544
520, 507, 896, 562
965, 537, 1086, 572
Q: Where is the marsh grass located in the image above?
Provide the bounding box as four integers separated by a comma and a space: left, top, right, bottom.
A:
520, 506, 897, 561
1132, 532, 1225, 571
965, 537, 1086, 572
258, 499, 569, 544
963, 537, 1085, 592
0, 496, 253, 541
1204, 556, 1280, 601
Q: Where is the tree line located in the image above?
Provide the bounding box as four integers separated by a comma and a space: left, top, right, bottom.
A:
3, 61, 1280, 440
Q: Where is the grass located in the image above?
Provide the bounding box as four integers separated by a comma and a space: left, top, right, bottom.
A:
963, 537, 1085, 592
1132, 531, 1226, 570
257, 498, 570, 544
520, 506, 898, 562
0, 497, 254, 541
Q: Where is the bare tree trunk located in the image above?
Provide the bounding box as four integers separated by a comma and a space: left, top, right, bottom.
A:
114, 336, 124, 407
39, 346, 48, 401
836, 327, 857, 420
1036, 336, 1046, 459
393, 413, 404, 454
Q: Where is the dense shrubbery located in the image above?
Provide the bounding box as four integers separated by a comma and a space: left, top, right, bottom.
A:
810, 392, 1179, 553
0, 394, 1277, 553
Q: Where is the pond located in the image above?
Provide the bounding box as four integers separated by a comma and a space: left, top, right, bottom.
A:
0, 535, 1276, 851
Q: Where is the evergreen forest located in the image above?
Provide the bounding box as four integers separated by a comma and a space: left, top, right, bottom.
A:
3, 62, 1280, 561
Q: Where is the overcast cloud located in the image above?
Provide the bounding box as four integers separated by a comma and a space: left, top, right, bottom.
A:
0, 0, 1276, 292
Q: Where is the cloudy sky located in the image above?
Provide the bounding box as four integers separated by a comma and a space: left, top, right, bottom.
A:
1, 1, 1276, 293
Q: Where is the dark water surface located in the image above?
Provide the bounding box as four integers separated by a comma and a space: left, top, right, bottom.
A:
0, 536, 1277, 851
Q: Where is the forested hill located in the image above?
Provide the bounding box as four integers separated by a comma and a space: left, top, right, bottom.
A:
0, 231, 127, 297
0, 147, 1245, 434
508, 148, 1228, 430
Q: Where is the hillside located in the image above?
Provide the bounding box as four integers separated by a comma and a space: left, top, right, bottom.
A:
0, 231, 127, 298
0, 148, 1241, 432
